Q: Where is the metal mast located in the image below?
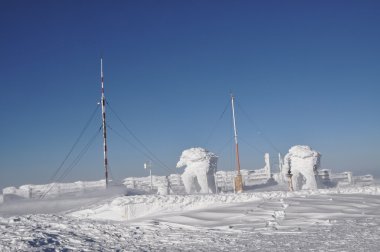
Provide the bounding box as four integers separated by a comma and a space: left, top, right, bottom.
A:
231, 94, 243, 193
101, 58, 109, 188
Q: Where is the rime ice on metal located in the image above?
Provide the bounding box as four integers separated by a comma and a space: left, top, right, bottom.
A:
176, 147, 218, 194
282, 145, 321, 190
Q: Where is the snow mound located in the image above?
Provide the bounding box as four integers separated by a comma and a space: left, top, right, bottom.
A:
176, 147, 218, 194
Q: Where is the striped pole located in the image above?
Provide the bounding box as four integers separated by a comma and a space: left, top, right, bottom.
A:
231, 94, 241, 174
231, 93, 243, 193
101, 58, 109, 188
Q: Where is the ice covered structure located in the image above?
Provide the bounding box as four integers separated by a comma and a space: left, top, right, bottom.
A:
282, 145, 321, 190
176, 147, 218, 194
2, 180, 107, 201
256, 153, 271, 179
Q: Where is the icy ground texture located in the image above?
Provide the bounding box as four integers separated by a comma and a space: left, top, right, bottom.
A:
1, 186, 380, 251
283, 145, 321, 190
176, 147, 217, 194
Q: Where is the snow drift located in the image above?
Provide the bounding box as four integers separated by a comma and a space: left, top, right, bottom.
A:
69, 185, 380, 222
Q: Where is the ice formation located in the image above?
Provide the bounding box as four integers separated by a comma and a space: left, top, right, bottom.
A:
156, 176, 170, 195
282, 145, 321, 190
264, 153, 271, 175
176, 147, 218, 194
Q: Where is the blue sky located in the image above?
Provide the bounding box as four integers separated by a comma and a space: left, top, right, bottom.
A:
0, 0, 379, 189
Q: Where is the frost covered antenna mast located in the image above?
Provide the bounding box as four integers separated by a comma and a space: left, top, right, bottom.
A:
231, 93, 243, 193
101, 58, 109, 188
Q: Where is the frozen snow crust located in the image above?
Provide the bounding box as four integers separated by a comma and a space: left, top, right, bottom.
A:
2, 185, 380, 251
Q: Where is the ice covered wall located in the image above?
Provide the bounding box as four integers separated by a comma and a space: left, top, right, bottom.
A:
176, 147, 218, 194
282, 145, 321, 190
123, 174, 186, 195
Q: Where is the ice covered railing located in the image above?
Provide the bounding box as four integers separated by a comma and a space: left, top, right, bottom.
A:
215, 153, 272, 191
2, 180, 106, 201
329, 171, 353, 186
123, 174, 185, 195
215, 170, 272, 192
243, 169, 271, 184
354, 174, 374, 185
317, 169, 374, 187
215, 170, 235, 192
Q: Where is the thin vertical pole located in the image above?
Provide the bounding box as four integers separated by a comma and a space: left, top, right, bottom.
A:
101, 58, 109, 188
231, 94, 241, 175
231, 94, 243, 192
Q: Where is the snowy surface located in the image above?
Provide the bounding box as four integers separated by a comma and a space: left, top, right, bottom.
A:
1, 184, 380, 251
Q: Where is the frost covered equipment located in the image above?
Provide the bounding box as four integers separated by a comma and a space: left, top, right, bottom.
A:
100, 58, 109, 188
176, 148, 218, 194
231, 94, 243, 193
286, 168, 294, 192
283, 145, 321, 190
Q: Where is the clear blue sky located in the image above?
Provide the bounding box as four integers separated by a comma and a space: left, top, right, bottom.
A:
1, 0, 379, 189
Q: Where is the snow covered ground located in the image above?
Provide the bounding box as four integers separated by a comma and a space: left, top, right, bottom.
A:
1, 184, 380, 251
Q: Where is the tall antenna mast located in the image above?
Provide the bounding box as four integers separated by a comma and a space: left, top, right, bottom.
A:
101, 58, 109, 188
231, 93, 243, 193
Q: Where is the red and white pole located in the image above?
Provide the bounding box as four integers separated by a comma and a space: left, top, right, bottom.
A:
101, 58, 109, 188
231, 93, 243, 193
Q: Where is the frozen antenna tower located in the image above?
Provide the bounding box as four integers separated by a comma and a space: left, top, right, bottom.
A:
101, 58, 109, 188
